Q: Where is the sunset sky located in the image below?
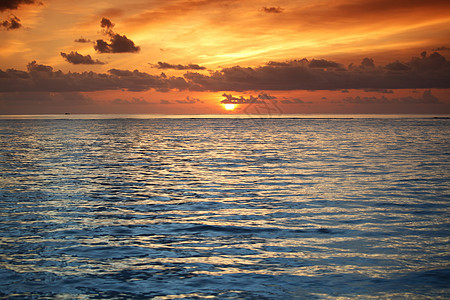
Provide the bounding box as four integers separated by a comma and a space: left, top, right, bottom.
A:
1, 0, 449, 114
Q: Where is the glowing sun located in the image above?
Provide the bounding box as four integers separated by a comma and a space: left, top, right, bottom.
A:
223, 104, 236, 111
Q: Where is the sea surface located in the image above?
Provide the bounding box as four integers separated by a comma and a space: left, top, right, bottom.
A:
0, 115, 449, 299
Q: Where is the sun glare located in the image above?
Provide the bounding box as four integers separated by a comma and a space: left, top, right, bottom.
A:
223, 104, 236, 111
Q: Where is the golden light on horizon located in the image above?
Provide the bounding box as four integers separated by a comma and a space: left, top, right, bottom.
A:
223, 104, 237, 111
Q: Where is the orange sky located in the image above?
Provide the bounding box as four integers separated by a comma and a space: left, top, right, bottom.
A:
1, 0, 450, 114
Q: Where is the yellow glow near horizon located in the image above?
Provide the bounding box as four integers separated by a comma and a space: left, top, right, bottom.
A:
223, 104, 237, 111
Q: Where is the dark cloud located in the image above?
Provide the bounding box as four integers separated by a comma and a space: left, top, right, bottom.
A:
262, 6, 283, 13
104, 68, 189, 92
74, 38, 92, 43
0, 62, 190, 93
61, 51, 105, 65
348, 58, 377, 71
0, 68, 29, 78
222, 92, 283, 115
95, 18, 140, 53
342, 90, 440, 104
221, 93, 260, 104
150, 62, 206, 70
27, 60, 52, 73
0, 0, 36, 11
1, 15, 21, 30
108, 68, 135, 77
258, 92, 277, 100
95, 34, 140, 53
266, 59, 308, 67
409, 51, 447, 70
2, 51, 449, 94
184, 51, 450, 91
309, 59, 343, 69
0, 0, 40, 31
100, 17, 114, 29
385, 61, 410, 71
361, 57, 375, 68
220, 93, 275, 104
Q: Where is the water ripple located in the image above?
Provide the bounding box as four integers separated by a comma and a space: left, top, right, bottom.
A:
0, 118, 449, 299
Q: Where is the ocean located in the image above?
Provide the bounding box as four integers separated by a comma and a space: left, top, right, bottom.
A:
0, 115, 449, 299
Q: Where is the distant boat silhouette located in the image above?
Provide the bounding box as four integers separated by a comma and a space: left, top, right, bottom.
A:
65, 112, 71, 115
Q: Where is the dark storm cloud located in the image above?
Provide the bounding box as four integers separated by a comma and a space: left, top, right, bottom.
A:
0, 0, 37, 11
1, 15, 21, 30
74, 38, 92, 43
262, 6, 283, 13
61, 52, 105, 65
185, 51, 450, 91
94, 18, 140, 53
342, 90, 440, 104
150, 62, 206, 70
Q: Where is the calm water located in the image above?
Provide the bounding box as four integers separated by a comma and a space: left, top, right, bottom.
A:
0, 116, 449, 299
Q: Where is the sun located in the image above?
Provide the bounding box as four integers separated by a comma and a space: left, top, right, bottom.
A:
223, 103, 236, 111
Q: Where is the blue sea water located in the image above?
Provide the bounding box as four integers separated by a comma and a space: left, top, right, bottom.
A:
0, 115, 449, 299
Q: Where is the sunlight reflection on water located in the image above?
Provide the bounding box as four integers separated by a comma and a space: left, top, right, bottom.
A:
0, 117, 449, 299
